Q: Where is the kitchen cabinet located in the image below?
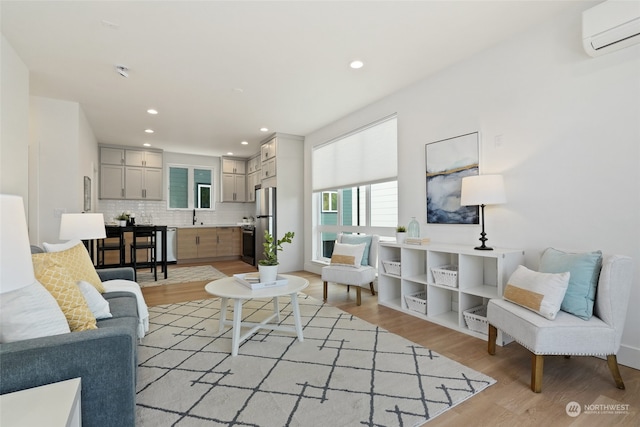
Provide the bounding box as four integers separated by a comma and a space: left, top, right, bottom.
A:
125, 167, 163, 200
176, 227, 241, 262
247, 155, 261, 174
221, 156, 247, 202
377, 242, 523, 345
222, 174, 246, 202
222, 158, 246, 175
99, 145, 163, 200
100, 164, 125, 199
125, 149, 163, 168
246, 170, 260, 202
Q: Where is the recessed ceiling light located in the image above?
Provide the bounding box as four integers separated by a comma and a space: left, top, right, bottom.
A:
143, 143, 151, 147
147, 109, 158, 115
350, 60, 364, 69
227, 152, 234, 155
241, 141, 248, 145
260, 127, 269, 132
144, 129, 154, 134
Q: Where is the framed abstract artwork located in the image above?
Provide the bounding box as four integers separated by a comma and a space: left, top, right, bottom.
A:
425, 132, 479, 224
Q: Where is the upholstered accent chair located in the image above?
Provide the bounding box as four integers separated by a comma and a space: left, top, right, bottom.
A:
322, 234, 378, 306
487, 254, 633, 392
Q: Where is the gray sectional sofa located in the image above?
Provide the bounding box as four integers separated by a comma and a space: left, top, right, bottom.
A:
0, 266, 139, 427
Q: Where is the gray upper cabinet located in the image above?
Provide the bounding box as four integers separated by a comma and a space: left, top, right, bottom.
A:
100, 145, 163, 200
221, 157, 247, 202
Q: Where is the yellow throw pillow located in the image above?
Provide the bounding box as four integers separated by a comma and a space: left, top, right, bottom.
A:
32, 254, 97, 331
42, 243, 105, 293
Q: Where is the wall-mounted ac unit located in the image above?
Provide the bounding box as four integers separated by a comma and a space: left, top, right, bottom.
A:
583, 0, 640, 57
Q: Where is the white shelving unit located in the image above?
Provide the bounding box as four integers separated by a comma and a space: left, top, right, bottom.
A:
378, 242, 524, 345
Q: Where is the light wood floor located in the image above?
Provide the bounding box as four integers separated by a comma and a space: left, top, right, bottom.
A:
141, 261, 640, 427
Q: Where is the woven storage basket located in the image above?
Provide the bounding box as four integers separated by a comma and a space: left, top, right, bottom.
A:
431, 265, 458, 287
404, 291, 427, 314
381, 260, 401, 275
463, 305, 488, 335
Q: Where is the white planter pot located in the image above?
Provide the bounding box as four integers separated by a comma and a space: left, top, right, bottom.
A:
258, 264, 278, 283
119, 220, 127, 227
396, 232, 406, 244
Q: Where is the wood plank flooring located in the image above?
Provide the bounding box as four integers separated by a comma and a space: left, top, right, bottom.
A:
141, 261, 640, 427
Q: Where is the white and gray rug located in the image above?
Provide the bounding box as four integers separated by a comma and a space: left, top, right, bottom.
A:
137, 266, 226, 287
136, 295, 495, 426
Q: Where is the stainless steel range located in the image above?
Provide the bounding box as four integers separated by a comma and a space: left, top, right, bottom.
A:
241, 224, 255, 266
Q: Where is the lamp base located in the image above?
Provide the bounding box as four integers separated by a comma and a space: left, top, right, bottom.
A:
474, 245, 494, 251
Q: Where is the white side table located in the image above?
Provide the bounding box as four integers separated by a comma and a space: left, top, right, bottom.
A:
205, 274, 309, 356
0, 377, 81, 426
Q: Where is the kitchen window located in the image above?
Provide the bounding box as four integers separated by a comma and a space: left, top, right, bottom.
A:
168, 164, 214, 210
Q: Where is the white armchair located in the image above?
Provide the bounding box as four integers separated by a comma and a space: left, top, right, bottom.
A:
322, 234, 378, 306
487, 254, 633, 392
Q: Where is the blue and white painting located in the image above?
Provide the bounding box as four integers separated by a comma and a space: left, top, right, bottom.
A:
425, 132, 479, 224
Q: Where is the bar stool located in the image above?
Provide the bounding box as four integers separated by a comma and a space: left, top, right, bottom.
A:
97, 227, 125, 267
130, 226, 157, 281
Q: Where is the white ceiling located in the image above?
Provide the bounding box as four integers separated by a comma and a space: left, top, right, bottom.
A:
1, 1, 588, 157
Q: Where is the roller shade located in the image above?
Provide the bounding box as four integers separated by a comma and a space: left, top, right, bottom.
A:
312, 115, 397, 192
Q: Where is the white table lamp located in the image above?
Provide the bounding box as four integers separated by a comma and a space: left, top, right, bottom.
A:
460, 174, 506, 251
0, 195, 37, 293
59, 213, 106, 241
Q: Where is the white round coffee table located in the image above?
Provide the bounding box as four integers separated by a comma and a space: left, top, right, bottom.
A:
205, 274, 309, 356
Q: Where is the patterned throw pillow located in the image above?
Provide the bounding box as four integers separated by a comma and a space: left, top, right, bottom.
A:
40, 242, 105, 293
32, 254, 97, 331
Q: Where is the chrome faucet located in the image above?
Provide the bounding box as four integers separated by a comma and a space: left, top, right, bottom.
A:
192, 209, 197, 225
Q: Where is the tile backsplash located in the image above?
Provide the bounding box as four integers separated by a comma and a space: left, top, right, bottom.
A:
97, 200, 255, 226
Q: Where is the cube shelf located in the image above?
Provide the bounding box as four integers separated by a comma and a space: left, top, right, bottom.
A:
377, 242, 524, 345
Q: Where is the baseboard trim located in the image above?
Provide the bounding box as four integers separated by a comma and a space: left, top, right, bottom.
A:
617, 344, 640, 370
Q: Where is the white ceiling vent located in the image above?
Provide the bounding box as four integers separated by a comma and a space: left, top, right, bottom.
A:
583, 0, 640, 57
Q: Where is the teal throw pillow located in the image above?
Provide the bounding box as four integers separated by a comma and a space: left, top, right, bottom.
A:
340, 234, 373, 266
539, 248, 602, 320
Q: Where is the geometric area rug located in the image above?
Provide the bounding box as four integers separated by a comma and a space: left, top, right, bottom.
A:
136, 295, 495, 426
136, 265, 226, 287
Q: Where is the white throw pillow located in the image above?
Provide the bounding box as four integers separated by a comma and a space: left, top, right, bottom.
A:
77, 280, 112, 320
330, 242, 366, 268
503, 265, 570, 320
0, 281, 70, 343
43, 240, 83, 253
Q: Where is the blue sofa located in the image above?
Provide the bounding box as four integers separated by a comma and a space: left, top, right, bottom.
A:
0, 266, 139, 427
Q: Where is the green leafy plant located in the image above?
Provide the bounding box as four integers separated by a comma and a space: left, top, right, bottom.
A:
396, 225, 406, 232
258, 230, 295, 266
115, 212, 129, 221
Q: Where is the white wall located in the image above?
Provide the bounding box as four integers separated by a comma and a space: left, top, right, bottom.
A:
29, 96, 98, 244
1, 35, 29, 207
304, 5, 640, 369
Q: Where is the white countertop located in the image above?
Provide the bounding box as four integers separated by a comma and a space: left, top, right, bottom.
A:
170, 223, 250, 228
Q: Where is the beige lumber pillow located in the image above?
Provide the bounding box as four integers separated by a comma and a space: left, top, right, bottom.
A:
330, 242, 366, 268
504, 265, 570, 320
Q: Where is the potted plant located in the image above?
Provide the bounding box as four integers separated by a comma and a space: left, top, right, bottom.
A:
115, 212, 129, 227
258, 230, 295, 282
396, 225, 407, 244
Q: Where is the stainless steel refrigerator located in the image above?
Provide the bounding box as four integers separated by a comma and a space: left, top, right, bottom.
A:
255, 186, 276, 265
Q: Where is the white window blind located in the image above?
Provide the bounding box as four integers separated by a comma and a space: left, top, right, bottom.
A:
312, 115, 397, 192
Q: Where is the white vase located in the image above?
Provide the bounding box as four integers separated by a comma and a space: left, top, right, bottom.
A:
396, 232, 406, 244
258, 264, 278, 283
